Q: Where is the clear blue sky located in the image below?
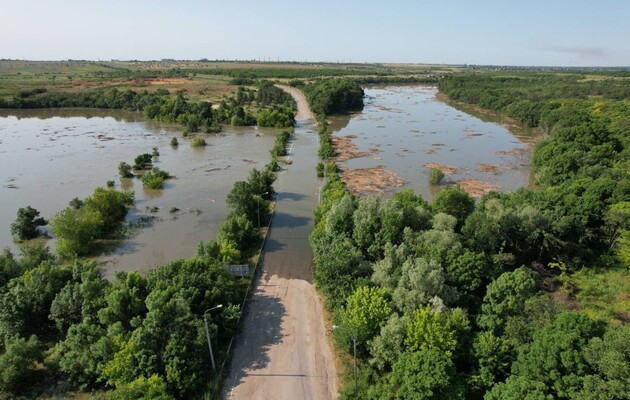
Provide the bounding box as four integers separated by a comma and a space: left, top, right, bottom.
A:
1, 0, 628, 66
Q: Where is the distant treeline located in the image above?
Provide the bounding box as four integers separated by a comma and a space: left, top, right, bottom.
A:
0, 80, 296, 130
439, 73, 630, 126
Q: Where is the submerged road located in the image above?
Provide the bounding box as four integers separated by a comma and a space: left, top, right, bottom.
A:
222, 88, 337, 399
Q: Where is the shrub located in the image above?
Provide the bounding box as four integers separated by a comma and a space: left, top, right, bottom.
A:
430, 168, 445, 185
190, 136, 207, 148
141, 167, 170, 189
118, 162, 133, 178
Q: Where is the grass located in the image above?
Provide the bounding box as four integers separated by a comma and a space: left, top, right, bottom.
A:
570, 267, 630, 324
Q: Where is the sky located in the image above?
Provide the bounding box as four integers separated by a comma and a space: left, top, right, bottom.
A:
1, 0, 629, 66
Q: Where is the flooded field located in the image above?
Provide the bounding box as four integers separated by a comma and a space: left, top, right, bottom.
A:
328, 86, 535, 199
0, 109, 279, 277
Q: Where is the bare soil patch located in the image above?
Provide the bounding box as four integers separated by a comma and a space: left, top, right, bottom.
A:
477, 163, 501, 174
339, 166, 404, 195
454, 179, 499, 197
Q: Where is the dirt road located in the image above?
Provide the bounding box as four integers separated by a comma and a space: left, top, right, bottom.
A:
276, 84, 316, 121
222, 89, 337, 400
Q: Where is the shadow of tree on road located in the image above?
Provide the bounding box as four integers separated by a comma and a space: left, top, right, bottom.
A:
223, 291, 286, 390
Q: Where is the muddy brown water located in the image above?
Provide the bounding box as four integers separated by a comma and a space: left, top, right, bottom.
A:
0, 109, 280, 278
328, 86, 536, 199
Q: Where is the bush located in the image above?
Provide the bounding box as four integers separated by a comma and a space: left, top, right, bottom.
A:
190, 136, 207, 148
141, 167, 170, 189
118, 162, 133, 178
430, 168, 445, 185
316, 162, 325, 177
132, 154, 153, 170
170, 137, 178, 147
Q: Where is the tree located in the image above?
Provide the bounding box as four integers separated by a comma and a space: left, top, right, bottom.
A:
50, 261, 108, 334
52, 319, 116, 389
50, 207, 103, 258
369, 314, 409, 371
375, 349, 463, 400
98, 271, 149, 330
0, 335, 43, 394
10, 206, 47, 241
477, 267, 537, 335
338, 286, 391, 350
579, 324, 630, 399
0, 261, 71, 342
216, 213, 259, 256
431, 186, 475, 230
511, 312, 602, 398
392, 257, 458, 314
485, 376, 553, 400
471, 331, 514, 391
405, 306, 470, 358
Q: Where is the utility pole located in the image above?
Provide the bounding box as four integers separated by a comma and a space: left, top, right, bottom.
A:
203, 304, 223, 370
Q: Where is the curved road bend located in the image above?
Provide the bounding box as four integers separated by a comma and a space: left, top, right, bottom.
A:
222, 87, 337, 399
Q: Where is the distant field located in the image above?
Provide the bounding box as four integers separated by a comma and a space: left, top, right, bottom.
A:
0, 60, 456, 103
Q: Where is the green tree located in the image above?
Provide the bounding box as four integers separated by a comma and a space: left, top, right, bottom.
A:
431, 186, 475, 230
10, 206, 47, 241
405, 306, 470, 358
369, 314, 409, 371
338, 286, 391, 350
216, 213, 259, 256
512, 312, 602, 398
50, 261, 108, 334
471, 331, 514, 391
0, 335, 43, 394
53, 319, 115, 389
485, 376, 553, 400
375, 349, 464, 400
392, 257, 458, 314
0, 261, 71, 342
579, 324, 630, 399
50, 207, 103, 258
477, 267, 537, 335
98, 271, 148, 330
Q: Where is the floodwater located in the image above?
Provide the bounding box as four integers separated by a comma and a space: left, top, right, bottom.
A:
328, 86, 535, 199
0, 109, 279, 277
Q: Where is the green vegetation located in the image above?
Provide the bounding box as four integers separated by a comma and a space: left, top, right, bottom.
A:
430, 168, 445, 185
170, 137, 179, 147
0, 87, 295, 397
190, 136, 207, 148
141, 167, 170, 189
132, 153, 153, 170
49, 187, 134, 258
118, 161, 133, 178
304, 78, 365, 115
10, 206, 47, 241
310, 71, 630, 399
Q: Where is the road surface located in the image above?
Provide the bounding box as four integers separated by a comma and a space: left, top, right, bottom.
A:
222, 88, 337, 400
